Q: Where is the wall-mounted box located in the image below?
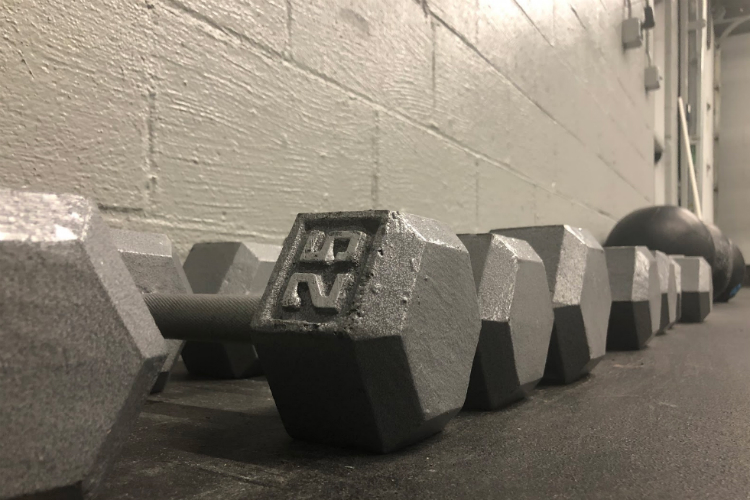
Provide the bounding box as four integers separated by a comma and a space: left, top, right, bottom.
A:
645, 65, 661, 91
622, 18, 643, 49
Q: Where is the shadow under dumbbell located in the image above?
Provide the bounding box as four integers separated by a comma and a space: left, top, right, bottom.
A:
129, 361, 450, 464
537, 372, 597, 387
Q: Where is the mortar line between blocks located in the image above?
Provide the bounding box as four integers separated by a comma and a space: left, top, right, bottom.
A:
154, 0, 637, 223
427, 11, 649, 198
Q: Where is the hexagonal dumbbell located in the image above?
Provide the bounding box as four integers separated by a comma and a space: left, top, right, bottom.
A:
141, 212, 482, 451
672, 256, 713, 322
653, 251, 680, 332
252, 211, 481, 452
111, 228, 192, 393
2, 195, 483, 499
491, 225, 612, 384
604, 246, 661, 350
0, 191, 167, 500
671, 257, 683, 322
671, 254, 684, 322
181, 241, 281, 379
458, 233, 554, 410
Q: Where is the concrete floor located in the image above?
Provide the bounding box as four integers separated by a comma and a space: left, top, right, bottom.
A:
102, 291, 750, 499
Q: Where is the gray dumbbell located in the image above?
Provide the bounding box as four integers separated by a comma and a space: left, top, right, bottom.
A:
111, 228, 192, 393
1, 192, 482, 499
181, 241, 280, 379
604, 246, 661, 350
252, 211, 480, 452
458, 233, 554, 410
672, 256, 713, 322
653, 251, 680, 332
0, 190, 167, 500
670, 255, 683, 322
491, 225, 611, 384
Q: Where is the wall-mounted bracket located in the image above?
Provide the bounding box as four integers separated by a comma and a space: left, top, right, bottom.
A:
623, 18, 644, 49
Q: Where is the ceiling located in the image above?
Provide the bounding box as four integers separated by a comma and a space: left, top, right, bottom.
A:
713, 0, 750, 39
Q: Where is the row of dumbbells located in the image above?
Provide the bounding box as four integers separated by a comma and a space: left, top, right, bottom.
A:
1, 190, 713, 500
128, 216, 709, 392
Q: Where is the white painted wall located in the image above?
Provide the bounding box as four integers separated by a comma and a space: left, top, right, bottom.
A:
700, 17, 716, 223
652, 0, 666, 205
653, 0, 679, 206
716, 32, 750, 256
0, 0, 657, 256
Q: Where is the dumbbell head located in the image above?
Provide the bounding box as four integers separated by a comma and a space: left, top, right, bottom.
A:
672, 256, 713, 322
111, 228, 192, 393
0, 190, 166, 500
653, 251, 679, 332
182, 241, 280, 379
252, 211, 481, 452
670, 256, 682, 323
491, 225, 611, 384
604, 246, 661, 350
458, 233, 554, 410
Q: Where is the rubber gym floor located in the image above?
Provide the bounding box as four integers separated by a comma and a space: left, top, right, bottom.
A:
102, 290, 750, 499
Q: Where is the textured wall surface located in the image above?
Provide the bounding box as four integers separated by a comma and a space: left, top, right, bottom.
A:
716, 33, 750, 257
0, 0, 656, 256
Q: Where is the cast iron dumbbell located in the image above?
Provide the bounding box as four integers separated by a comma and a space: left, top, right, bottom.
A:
653, 251, 680, 332
114, 231, 282, 382
459, 233, 554, 410
673, 255, 713, 322
181, 241, 281, 379
604, 246, 661, 350
0, 191, 484, 499
111, 228, 192, 393
491, 225, 612, 384
2, 189, 616, 500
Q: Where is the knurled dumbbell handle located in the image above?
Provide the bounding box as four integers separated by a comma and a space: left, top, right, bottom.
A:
143, 293, 262, 342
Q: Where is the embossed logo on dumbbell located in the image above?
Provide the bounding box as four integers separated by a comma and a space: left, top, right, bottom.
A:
299, 230, 365, 264
282, 230, 365, 313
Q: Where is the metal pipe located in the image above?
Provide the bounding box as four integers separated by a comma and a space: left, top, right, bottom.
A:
678, 96, 703, 219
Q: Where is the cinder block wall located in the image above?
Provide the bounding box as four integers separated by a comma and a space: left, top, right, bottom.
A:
0, 0, 655, 256
716, 33, 750, 257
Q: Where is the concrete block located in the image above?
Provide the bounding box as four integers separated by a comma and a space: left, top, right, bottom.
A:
168, 0, 289, 53
377, 115, 477, 233
515, 0, 554, 44
608, 131, 653, 200
534, 188, 615, 241
502, 82, 648, 219
434, 24, 513, 164
0, 0, 152, 209
477, 0, 607, 173
476, 162, 536, 231
291, 0, 432, 121
151, 5, 376, 242
567, 0, 651, 131
503, 90, 566, 188
597, 3, 651, 118
554, 3, 649, 155
429, 0, 479, 44
548, 130, 650, 218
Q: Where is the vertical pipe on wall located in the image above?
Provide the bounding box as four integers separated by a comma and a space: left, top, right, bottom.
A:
687, 0, 705, 215
678, 97, 704, 219
678, 0, 690, 209
663, 0, 679, 205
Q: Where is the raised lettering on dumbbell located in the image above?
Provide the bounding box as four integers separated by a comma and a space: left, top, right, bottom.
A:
282, 272, 354, 312
300, 230, 365, 264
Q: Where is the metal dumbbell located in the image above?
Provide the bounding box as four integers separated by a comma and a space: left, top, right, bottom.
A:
1, 191, 484, 499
